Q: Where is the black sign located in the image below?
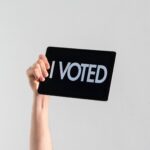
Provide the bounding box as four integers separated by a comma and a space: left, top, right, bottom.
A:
38, 46, 116, 101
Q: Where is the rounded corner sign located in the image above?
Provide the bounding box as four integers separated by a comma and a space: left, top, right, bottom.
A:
38, 46, 116, 101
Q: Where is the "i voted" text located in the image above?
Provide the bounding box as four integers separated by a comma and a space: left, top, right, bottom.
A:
49, 61, 108, 84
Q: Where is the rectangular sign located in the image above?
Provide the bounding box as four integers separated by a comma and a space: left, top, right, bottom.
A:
38, 46, 116, 101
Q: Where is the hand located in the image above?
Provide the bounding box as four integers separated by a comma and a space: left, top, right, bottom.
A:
26, 54, 50, 95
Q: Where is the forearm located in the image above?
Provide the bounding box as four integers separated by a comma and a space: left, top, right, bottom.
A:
30, 93, 53, 150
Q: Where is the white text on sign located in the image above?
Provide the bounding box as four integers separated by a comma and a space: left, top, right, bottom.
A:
49, 61, 108, 83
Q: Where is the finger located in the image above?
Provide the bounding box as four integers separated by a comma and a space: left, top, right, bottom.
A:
39, 54, 50, 69
26, 66, 33, 77
33, 63, 45, 81
37, 59, 49, 78
33, 68, 41, 81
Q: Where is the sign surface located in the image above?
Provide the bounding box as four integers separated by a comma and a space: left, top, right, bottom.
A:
38, 46, 116, 101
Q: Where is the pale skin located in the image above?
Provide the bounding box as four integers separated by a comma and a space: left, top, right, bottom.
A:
26, 54, 53, 150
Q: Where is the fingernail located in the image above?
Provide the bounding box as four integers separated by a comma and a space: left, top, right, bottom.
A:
40, 76, 45, 81
47, 73, 49, 77
45, 72, 48, 77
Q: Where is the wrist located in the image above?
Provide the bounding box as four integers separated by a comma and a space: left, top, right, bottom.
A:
33, 92, 49, 100
32, 92, 50, 114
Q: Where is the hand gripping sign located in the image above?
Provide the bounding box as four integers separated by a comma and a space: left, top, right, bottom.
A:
38, 46, 116, 101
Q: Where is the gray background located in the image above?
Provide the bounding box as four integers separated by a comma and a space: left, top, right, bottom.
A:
0, 0, 150, 149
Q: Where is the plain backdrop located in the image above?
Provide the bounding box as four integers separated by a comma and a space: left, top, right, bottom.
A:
0, 0, 150, 150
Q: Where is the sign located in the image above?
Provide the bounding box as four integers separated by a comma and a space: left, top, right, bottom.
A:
38, 46, 116, 101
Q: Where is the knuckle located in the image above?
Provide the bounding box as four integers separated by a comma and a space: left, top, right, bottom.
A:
26, 67, 32, 75
34, 68, 38, 73
39, 54, 43, 58
38, 59, 43, 65
35, 63, 39, 68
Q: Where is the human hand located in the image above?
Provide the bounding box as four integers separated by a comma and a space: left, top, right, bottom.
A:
26, 54, 50, 95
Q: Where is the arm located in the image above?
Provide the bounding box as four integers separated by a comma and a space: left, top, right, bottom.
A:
26, 54, 53, 150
